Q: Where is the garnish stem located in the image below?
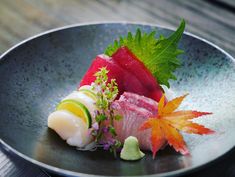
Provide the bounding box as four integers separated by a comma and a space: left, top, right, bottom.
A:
91, 67, 122, 157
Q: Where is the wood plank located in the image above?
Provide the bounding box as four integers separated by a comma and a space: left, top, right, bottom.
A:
24, 0, 92, 23
132, 0, 235, 55
174, 0, 235, 56
222, 0, 235, 6
0, 0, 234, 56
204, 0, 235, 13
0, 148, 48, 177
100, 0, 171, 25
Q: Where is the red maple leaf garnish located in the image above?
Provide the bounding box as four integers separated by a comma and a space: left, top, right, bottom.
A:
139, 94, 215, 159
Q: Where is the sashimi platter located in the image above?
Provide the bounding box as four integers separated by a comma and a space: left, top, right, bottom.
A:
48, 20, 215, 161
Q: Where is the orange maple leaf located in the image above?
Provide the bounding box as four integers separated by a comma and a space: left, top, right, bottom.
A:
139, 94, 215, 159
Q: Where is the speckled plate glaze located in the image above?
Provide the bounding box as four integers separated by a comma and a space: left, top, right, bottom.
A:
0, 23, 235, 177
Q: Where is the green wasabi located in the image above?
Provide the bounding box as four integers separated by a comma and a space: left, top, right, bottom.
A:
120, 136, 145, 161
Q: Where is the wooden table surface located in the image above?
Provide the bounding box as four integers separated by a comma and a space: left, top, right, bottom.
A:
0, 0, 234, 177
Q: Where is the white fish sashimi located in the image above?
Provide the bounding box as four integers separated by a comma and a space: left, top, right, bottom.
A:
48, 110, 93, 147
63, 91, 96, 119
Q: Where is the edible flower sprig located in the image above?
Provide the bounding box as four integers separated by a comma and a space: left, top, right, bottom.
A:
91, 67, 122, 157
139, 94, 215, 159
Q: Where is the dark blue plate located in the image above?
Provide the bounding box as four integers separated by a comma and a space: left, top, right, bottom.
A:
0, 23, 235, 177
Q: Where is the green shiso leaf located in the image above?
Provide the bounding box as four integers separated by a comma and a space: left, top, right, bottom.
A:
104, 20, 186, 88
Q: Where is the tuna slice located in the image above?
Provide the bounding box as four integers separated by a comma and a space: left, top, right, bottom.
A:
80, 54, 146, 99
112, 47, 163, 101
112, 92, 165, 151
80, 47, 164, 102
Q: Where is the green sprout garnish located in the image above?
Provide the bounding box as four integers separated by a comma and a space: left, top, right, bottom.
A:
91, 67, 122, 157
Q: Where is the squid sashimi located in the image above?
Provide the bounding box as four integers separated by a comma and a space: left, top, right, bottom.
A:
48, 110, 93, 147
48, 87, 96, 148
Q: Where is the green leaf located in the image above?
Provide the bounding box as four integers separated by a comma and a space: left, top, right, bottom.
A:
104, 20, 185, 87
146, 20, 185, 87
114, 139, 122, 147
109, 126, 117, 136
114, 114, 122, 120
95, 114, 107, 122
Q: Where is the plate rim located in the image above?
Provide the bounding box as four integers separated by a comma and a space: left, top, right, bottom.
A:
0, 21, 235, 177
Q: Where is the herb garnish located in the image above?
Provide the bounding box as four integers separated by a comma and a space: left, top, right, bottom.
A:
91, 67, 122, 157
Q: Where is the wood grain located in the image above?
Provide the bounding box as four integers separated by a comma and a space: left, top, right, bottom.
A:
0, 0, 235, 56
0, 147, 48, 177
0, 0, 234, 177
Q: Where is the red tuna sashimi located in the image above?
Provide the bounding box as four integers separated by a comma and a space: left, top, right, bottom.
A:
80, 55, 147, 98
80, 48, 164, 102
80, 54, 123, 94
112, 92, 165, 151
112, 47, 163, 102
